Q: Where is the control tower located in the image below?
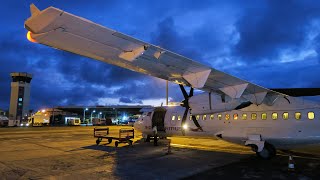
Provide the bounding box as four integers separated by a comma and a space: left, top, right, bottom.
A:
9, 72, 33, 120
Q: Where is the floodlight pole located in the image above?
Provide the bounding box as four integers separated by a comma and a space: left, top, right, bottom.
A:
166, 80, 168, 105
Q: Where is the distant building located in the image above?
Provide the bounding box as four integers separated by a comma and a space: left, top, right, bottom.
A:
9, 72, 33, 120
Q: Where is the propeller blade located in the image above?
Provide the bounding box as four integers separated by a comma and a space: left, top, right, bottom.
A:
179, 84, 189, 99
189, 87, 194, 97
191, 115, 203, 131
181, 107, 188, 135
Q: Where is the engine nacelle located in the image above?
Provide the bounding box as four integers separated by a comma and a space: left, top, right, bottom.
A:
189, 92, 244, 114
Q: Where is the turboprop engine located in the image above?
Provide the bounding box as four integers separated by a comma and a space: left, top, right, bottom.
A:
188, 92, 251, 115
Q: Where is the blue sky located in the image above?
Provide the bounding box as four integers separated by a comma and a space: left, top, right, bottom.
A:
1, 0, 320, 110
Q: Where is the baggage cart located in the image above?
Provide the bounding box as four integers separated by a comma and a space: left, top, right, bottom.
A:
94, 127, 134, 147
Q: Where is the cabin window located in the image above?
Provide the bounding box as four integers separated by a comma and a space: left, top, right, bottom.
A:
225, 114, 230, 120
172, 115, 176, 121
283, 112, 289, 120
210, 114, 214, 120
202, 115, 207, 120
177, 115, 181, 121
233, 113, 238, 120
242, 113, 247, 120
196, 115, 200, 120
308, 112, 314, 120
261, 113, 267, 120
272, 113, 278, 120
295, 112, 301, 120
251, 113, 257, 120
218, 114, 222, 120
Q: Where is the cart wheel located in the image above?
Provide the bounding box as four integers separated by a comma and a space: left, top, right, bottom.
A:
108, 138, 112, 143
115, 141, 119, 147
129, 140, 133, 146
96, 139, 101, 145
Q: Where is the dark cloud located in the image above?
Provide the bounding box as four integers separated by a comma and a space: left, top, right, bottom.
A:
119, 97, 142, 104
1, 0, 320, 111
234, 0, 320, 62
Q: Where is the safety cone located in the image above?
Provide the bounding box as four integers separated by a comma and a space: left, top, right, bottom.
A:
288, 155, 295, 172
166, 139, 172, 155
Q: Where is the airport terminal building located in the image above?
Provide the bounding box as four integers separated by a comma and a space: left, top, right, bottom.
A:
44, 105, 152, 125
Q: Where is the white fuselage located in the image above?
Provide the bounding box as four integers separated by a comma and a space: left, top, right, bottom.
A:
134, 95, 320, 150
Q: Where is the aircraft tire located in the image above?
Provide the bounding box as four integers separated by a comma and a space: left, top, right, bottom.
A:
256, 142, 276, 160
96, 139, 101, 145
144, 135, 151, 142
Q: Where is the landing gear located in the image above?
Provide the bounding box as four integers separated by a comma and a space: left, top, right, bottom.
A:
256, 142, 276, 160
144, 135, 151, 142
153, 135, 158, 146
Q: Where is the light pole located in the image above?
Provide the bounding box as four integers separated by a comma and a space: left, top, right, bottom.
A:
90, 110, 96, 124
83, 108, 88, 123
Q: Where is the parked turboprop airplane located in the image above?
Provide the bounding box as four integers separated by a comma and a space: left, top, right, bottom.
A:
25, 4, 320, 159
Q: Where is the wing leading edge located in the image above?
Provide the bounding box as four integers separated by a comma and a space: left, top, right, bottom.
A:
24, 4, 286, 105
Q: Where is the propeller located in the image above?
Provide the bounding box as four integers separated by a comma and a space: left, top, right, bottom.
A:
179, 85, 203, 135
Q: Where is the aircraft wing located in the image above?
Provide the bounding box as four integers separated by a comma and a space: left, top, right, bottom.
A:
24, 4, 286, 105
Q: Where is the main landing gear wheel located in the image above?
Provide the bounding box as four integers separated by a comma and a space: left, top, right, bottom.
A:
256, 142, 276, 160
108, 138, 112, 143
115, 141, 119, 147
144, 135, 151, 142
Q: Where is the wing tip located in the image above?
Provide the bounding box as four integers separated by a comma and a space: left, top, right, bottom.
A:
30, 3, 40, 16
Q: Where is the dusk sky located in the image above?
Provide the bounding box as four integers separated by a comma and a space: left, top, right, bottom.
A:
1, 0, 320, 111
